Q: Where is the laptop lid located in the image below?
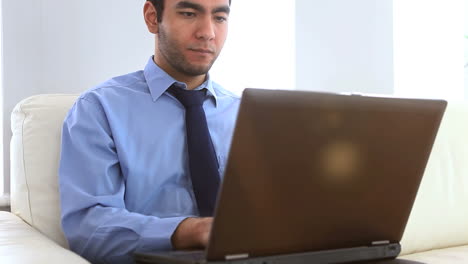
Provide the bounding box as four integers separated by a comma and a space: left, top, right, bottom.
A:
206, 88, 446, 260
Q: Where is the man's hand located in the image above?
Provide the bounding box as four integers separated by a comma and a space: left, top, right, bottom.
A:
171, 217, 213, 249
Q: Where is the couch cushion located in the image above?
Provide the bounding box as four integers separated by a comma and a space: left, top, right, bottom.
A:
400, 245, 468, 264
0, 211, 89, 263
400, 102, 468, 254
10, 94, 78, 248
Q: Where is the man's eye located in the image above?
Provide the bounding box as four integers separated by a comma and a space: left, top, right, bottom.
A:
215, 16, 227, 23
180, 12, 196, 17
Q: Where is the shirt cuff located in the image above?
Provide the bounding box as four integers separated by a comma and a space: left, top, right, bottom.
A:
137, 216, 190, 252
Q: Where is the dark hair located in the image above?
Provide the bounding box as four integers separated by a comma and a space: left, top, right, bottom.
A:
147, 0, 231, 22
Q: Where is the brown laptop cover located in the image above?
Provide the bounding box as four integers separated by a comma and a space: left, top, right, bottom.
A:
207, 89, 446, 260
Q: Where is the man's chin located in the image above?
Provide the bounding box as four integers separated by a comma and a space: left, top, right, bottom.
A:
181, 64, 213, 77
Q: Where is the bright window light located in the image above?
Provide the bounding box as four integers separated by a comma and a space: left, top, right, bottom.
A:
465, 0, 468, 95
210, 0, 296, 95
393, 0, 464, 100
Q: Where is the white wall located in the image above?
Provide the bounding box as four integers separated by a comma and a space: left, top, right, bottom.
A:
295, 0, 394, 94
0, 1, 4, 204
1, 0, 153, 195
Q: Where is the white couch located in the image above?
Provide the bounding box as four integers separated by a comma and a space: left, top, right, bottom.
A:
0, 94, 467, 263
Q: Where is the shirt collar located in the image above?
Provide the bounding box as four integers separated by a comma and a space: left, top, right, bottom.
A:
143, 56, 219, 106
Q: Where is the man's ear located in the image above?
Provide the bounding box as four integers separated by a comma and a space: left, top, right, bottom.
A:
144, 1, 159, 34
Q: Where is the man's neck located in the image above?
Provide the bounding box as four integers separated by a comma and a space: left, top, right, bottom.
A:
173, 74, 206, 90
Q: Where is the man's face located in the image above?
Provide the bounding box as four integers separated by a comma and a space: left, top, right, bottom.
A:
155, 0, 230, 77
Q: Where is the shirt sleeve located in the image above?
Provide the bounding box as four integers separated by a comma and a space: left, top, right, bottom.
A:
59, 96, 187, 264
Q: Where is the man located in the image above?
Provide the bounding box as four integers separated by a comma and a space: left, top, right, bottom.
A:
59, 0, 237, 263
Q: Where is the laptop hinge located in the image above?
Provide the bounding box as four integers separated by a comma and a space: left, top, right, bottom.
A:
371, 240, 390, 246
225, 253, 249, 260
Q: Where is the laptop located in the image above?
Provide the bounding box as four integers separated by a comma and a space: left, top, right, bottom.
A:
134, 88, 446, 264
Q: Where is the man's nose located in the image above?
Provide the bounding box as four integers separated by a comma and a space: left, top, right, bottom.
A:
195, 16, 215, 41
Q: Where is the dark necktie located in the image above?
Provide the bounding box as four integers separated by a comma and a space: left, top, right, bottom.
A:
169, 85, 220, 217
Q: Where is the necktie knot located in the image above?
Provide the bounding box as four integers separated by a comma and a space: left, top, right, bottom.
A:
169, 86, 206, 108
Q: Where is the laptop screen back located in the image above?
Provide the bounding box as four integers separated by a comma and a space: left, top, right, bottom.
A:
207, 89, 446, 261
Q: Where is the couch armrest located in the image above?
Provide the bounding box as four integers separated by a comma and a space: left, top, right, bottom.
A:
0, 211, 89, 264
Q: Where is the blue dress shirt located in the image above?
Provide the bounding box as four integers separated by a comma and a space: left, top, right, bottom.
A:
59, 57, 240, 264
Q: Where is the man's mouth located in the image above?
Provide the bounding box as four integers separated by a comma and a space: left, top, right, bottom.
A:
189, 48, 215, 54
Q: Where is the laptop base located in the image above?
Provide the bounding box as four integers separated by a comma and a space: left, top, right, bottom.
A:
134, 243, 400, 264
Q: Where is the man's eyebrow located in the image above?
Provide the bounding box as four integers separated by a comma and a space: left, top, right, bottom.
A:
213, 6, 230, 15
175, 1, 230, 15
175, 1, 205, 12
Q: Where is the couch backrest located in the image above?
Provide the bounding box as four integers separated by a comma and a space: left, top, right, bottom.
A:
10, 94, 78, 248
400, 101, 468, 255
9, 94, 468, 254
